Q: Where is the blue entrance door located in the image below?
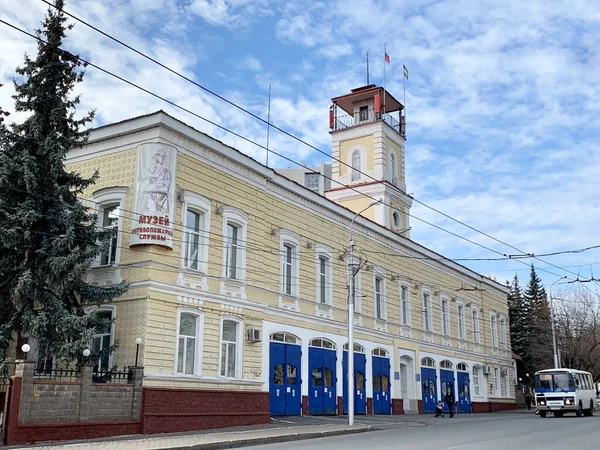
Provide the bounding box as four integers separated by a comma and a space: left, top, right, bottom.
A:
308, 347, 337, 415
372, 356, 391, 415
269, 342, 301, 415
343, 351, 367, 414
421, 367, 437, 413
458, 372, 471, 413
440, 369, 455, 413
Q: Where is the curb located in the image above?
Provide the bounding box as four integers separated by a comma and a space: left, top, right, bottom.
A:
161, 426, 373, 450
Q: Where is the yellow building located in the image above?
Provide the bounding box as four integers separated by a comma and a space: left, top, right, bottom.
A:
66, 84, 515, 424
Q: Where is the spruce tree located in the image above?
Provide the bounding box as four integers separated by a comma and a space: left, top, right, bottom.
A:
507, 275, 527, 357
524, 264, 553, 371
0, 0, 127, 363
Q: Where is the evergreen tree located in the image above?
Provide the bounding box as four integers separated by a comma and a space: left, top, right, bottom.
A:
523, 264, 552, 371
507, 274, 527, 358
0, 0, 127, 363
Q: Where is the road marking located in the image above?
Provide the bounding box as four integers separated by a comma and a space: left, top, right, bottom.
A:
448, 437, 505, 449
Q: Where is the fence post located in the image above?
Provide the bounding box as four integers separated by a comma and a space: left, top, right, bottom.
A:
79, 364, 94, 422
14, 360, 34, 425
128, 366, 144, 421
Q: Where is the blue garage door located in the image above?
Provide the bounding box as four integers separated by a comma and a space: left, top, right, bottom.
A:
308, 339, 337, 415
421, 357, 437, 413
269, 333, 302, 416
343, 344, 367, 415
440, 360, 455, 413
457, 364, 471, 413
372, 349, 391, 415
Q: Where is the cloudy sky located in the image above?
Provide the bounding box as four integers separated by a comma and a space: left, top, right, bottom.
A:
2, 0, 600, 292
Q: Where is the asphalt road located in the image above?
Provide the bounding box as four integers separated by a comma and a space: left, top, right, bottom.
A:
246, 412, 600, 450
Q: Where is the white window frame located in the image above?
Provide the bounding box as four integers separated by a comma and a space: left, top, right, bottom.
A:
305, 172, 320, 191
499, 315, 507, 349
422, 288, 433, 332
180, 191, 211, 273
221, 207, 248, 281
280, 230, 300, 297
490, 313, 498, 348
218, 316, 243, 378
473, 366, 481, 396
315, 244, 333, 305
440, 296, 450, 336
472, 307, 481, 343
84, 305, 116, 371
373, 268, 386, 320
174, 308, 204, 376
457, 302, 466, 340
92, 187, 127, 267
494, 367, 501, 395
400, 282, 411, 326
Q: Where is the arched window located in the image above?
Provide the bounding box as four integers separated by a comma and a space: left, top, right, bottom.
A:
421, 357, 436, 368
309, 338, 336, 349
343, 343, 365, 353
270, 332, 300, 344
440, 360, 453, 369
220, 318, 242, 378
351, 150, 361, 181
175, 308, 203, 376
457, 363, 468, 371
390, 152, 397, 182
372, 348, 388, 357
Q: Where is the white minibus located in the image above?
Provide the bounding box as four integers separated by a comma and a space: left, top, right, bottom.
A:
534, 368, 597, 418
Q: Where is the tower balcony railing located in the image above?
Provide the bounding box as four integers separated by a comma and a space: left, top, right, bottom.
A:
332, 108, 405, 136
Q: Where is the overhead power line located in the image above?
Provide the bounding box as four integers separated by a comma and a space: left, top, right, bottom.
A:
2, 15, 593, 294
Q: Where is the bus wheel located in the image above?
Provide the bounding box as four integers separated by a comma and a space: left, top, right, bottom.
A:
584, 400, 594, 417
576, 403, 583, 417
539, 411, 547, 418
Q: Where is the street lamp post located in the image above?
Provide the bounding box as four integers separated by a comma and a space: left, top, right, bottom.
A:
549, 275, 567, 369
347, 199, 382, 426
135, 338, 143, 367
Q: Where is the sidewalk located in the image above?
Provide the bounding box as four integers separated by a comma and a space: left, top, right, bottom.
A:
8, 423, 372, 450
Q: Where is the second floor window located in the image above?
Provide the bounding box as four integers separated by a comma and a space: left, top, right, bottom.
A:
491, 315, 498, 348
318, 255, 327, 303
472, 309, 480, 343
423, 292, 432, 332
283, 244, 294, 295
441, 298, 450, 335
500, 318, 507, 348
375, 276, 384, 319
458, 304, 466, 340
184, 209, 203, 270
225, 223, 239, 279
401, 285, 410, 325
100, 205, 119, 266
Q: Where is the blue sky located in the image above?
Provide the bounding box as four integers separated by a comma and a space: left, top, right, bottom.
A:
2, 0, 600, 293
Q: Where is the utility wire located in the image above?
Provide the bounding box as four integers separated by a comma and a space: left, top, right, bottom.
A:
38, 0, 587, 279
0, 16, 589, 288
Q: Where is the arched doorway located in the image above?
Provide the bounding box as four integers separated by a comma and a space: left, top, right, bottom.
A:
269, 332, 301, 415
343, 343, 366, 414
457, 362, 471, 413
440, 360, 455, 414
308, 338, 337, 415
421, 357, 437, 413
372, 348, 391, 414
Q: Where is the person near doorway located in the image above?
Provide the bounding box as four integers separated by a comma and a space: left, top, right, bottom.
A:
525, 393, 532, 410
435, 400, 444, 417
444, 388, 455, 418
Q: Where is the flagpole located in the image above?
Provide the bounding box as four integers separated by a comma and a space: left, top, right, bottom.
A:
366, 51, 369, 84
383, 44, 386, 115
266, 83, 271, 167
